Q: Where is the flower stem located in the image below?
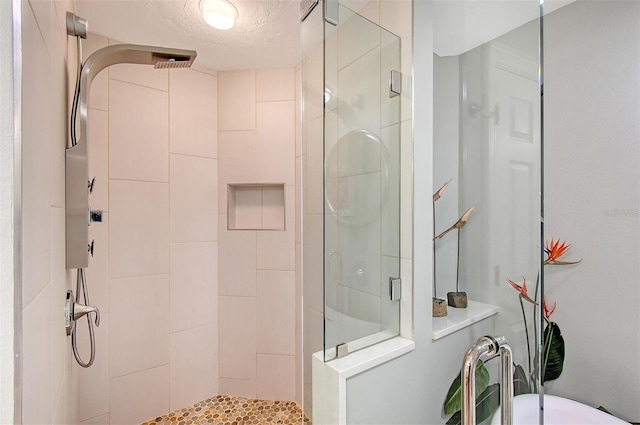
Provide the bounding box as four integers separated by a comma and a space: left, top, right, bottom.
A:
456, 229, 461, 293
533, 271, 539, 362
433, 202, 437, 298
519, 295, 532, 377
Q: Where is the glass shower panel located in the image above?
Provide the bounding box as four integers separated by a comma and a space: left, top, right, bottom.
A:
323, 5, 401, 361
459, 18, 541, 372
433, 1, 542, 422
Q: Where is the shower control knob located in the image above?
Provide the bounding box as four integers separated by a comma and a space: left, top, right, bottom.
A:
88, 177, 96, 194
89, 209, 103, 224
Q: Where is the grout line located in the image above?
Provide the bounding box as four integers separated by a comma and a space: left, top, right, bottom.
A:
169, 152, 218, 161
255, 268, 296, 272
108, 177, 169, 184
109, 362, 169, 382
79, 412, 109, 424
169, 322, 218, 336
109, 272, 169, 281
167, 70, 173, 379
88, 106, 108, 113
25, 0, 52, 62
108, 76, 169, 93
21, 279, 51, 312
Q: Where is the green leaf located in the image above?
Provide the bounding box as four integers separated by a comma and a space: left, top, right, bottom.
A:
445, 410, 462, 425
513, 364, 531, 395
475, 384, 501, 424
445, 384, 501, 425
443, 361, 490, 415
543, 322, 565, 382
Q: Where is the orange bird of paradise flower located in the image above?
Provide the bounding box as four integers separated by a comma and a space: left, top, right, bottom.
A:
545, 238, 582, 265
543, 298, 557, 319
506, 276, 538, 305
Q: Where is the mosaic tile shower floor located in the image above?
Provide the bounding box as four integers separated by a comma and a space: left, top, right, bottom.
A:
141, 395, 312, 425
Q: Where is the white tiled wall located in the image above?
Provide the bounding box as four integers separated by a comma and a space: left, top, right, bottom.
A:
21, 0, 78, 423
217, 67, 300, 403
77, 33, 219, 424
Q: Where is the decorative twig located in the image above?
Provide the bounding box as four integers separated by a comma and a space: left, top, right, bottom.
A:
433, 179, 452, 203
433, 201, 437, 298
435, 206, 475, 240
432, 179, 452, 299
456, 229, 461, 293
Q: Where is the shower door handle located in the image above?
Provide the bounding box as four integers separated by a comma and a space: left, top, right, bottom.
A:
461, 336, 513, 425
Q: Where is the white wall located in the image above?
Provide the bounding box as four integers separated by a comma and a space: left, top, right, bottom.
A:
342, 1, 640, 424
433, 54, 460, 298
20, 0, 80, 423
544, 1, 640, 420
0, 0, 16, 422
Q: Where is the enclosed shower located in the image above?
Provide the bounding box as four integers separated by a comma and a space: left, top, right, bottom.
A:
61, 6, 306, 424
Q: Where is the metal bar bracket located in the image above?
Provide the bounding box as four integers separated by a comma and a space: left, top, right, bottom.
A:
389, 277, 402, 301
390, 70, 402, 98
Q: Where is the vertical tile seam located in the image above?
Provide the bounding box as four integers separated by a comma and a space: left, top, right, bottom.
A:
253, 68, 259, 387
166, 68, 173, 412
105, 49, 112, 421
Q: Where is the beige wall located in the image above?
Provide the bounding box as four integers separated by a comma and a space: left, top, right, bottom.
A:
75, 36, 301, 422
20, 0, 79, 423
20, 9, 300, 424
76, 34, 219, 424
217, 67, 300, 402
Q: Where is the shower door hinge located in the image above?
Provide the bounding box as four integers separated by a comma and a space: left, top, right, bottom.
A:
389, 277, 402, 301
389, 70, 402, 98
336, 342, 349, 358
324, 0, 338, 25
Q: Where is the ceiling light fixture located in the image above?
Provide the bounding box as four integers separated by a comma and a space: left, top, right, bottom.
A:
199, 0, 238, 30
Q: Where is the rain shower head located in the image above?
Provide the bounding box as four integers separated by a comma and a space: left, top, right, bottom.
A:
152, 53, 196, 69
82, 44, 197, 78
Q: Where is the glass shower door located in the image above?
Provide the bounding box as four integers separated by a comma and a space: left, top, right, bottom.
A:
323, 5, 401, 361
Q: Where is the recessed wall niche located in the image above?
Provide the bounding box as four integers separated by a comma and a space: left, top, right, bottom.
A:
227, 183, 286, 230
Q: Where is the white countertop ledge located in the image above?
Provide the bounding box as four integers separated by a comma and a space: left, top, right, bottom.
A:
317, 336, 415, 378
432, 300, 499, 341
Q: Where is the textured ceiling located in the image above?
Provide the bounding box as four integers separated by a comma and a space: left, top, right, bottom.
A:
74, 0, 302, 71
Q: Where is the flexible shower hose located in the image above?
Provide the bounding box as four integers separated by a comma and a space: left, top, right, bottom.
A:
70, 35, 82, 148
71, 268, 97, 368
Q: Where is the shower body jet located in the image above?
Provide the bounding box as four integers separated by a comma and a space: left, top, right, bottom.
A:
66, 44, 197, 269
